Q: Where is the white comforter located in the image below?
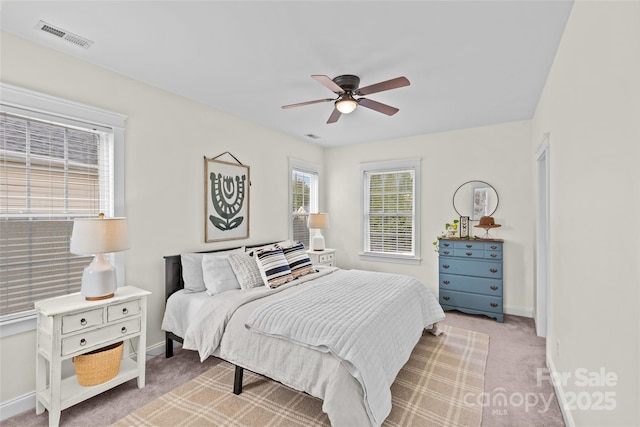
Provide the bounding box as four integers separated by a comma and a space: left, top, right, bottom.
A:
165, 267, 444, 427
245, 269, 445, 427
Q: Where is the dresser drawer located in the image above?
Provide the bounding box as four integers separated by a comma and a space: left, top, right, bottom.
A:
62, 317, 140, 356
440, 290, 502, 313
108, 299, 140, 322
453, 241, 484, 250
453, 249, 484, 259
485, 243, 502, 251
439, 258, 502, 279
485, 251, 502, 260
439, 274, 503, 296
439, 240, 454, 249
62, 308, 104, 334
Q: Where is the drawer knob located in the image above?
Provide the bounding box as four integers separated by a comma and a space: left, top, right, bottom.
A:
490, 253, 497, 258
442, 296, 450, 301
491, 245, 497, 250
122, 308, 129, 315
443, 251, 450, 255
466, 244, 472, 248
466, 252, 472, 256
121, 327, 127, 334
442, 264, 450, 269
80, 338, 87, 346
443, 243, 450, 247
443, 280, 450, 285
490, 268, 498, 273
80, 318, 87, 326
490, 285, 499, 291
490, 303, 498, 308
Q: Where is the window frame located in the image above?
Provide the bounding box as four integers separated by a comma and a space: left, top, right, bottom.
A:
0, 83, 126, 337
359, 158, 421, 264
288, 158, 320, 248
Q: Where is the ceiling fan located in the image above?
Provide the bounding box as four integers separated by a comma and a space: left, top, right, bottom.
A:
281, 74, 410, 124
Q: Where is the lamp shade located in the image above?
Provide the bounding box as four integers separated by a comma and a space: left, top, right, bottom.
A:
307, 213, 329, 229
70, 217, 130, 255
335, 95, 357, 114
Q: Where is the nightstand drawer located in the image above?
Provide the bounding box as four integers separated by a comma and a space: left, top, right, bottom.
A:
440, 290, 502, 313
108, 299, 140, 322
62, 308, 104, 334
440, 274, 502, 296
62, 317, 140, 356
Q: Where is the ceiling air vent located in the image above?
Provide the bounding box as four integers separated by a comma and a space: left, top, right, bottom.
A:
35, 20, 94, 49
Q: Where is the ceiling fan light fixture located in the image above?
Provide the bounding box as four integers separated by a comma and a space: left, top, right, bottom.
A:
335, 95, 357, 114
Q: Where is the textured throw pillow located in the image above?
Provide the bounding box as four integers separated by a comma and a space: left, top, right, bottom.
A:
279, 242, 315, 278
180, 247, 244, 293
255, 247, 294, 289
180, 253, 206, 293
202, 254, 241, 295
228, 253, 264, 290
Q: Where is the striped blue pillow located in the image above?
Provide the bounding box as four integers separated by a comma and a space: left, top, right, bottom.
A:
280, 243, 315, 278
255, 247, 293, 288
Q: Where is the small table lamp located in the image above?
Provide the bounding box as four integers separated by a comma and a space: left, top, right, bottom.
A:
70, 214, 130, 300
307, 213, 330, 251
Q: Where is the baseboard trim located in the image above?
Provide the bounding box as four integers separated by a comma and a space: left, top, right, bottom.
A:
546, 354, 575, 427
504, 305, 533, 318
0, 391, 36, 421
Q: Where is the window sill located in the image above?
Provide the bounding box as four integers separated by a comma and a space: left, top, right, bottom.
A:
358, 252, 422, 265
0, 312, 37, 338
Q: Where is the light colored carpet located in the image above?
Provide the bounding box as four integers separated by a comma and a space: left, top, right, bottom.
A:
111, 325, 489, 427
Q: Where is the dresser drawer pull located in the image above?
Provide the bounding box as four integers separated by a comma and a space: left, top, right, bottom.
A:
122, 308, 129, 315
466, 252, 472, 256
442, 242, 450, 247
121, 327, 127, 334
490, 285, 499, 291
80, 318, 87, 326
443, 280, 450, 285
442, 296, 450, 301
442, 264, 450, 269
490, 303, 498, 308
80, 338, 87, 346
490, 245, 497, 250
466, 244, 472, 248
443, 250, 450, 255
490, 253, 497, 258
490, 268, 498, 273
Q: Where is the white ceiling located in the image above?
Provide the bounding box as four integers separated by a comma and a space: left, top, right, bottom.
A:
0, 1, 573, 147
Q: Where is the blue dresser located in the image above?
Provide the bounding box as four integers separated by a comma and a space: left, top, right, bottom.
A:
438, 238, 504, 322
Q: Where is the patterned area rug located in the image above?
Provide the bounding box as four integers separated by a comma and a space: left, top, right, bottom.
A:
112, 325, 488, 427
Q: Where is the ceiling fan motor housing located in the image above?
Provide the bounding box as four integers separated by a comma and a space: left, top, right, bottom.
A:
332, 75, 360, 92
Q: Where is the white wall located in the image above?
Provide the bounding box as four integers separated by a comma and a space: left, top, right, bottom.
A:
531, 1, 640, 425
0, 31, 324, 406
324, 120, 535, 315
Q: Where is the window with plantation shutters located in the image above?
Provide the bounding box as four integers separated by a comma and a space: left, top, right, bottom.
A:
0, 112, 114, 318
361, 159, 421, 263
289, 159, 319, 249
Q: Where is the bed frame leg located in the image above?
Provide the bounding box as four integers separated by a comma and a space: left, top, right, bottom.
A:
165, 335, 173, 358
233, 365, 244, 395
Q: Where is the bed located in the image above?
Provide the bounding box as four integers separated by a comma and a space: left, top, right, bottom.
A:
162, 242, 445, 427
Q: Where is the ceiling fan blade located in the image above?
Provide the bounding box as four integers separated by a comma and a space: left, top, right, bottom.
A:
281, 98, 334, 109
326, 108, 342, 124
312, 75, 345, 94
356, 76, 410, 96
358, 98, 399, 116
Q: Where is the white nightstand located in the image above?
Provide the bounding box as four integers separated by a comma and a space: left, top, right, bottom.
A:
306, 248, 336, 267
34, 286, 150, 427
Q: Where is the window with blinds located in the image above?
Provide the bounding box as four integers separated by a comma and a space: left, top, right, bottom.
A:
290, 164, 318, 249
0, 113, 114, 318
362, 159, 421, 261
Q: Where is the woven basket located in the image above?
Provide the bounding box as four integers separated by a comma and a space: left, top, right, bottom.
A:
73, 341, 123, 386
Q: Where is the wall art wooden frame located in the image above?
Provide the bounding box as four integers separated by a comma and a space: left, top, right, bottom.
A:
204, 157, 250, 242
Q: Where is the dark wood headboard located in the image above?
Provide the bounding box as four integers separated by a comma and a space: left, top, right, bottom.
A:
163, 242, 276, 301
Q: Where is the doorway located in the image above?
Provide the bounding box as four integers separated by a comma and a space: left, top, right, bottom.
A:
535, 134, 550, 337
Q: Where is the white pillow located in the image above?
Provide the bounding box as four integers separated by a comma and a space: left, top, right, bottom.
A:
181, 247, 244, 293
202, 253, 241, 295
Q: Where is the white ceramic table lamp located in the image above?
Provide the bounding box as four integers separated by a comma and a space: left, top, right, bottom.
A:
70, 214, 130, 300
307, 213, 330, 251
